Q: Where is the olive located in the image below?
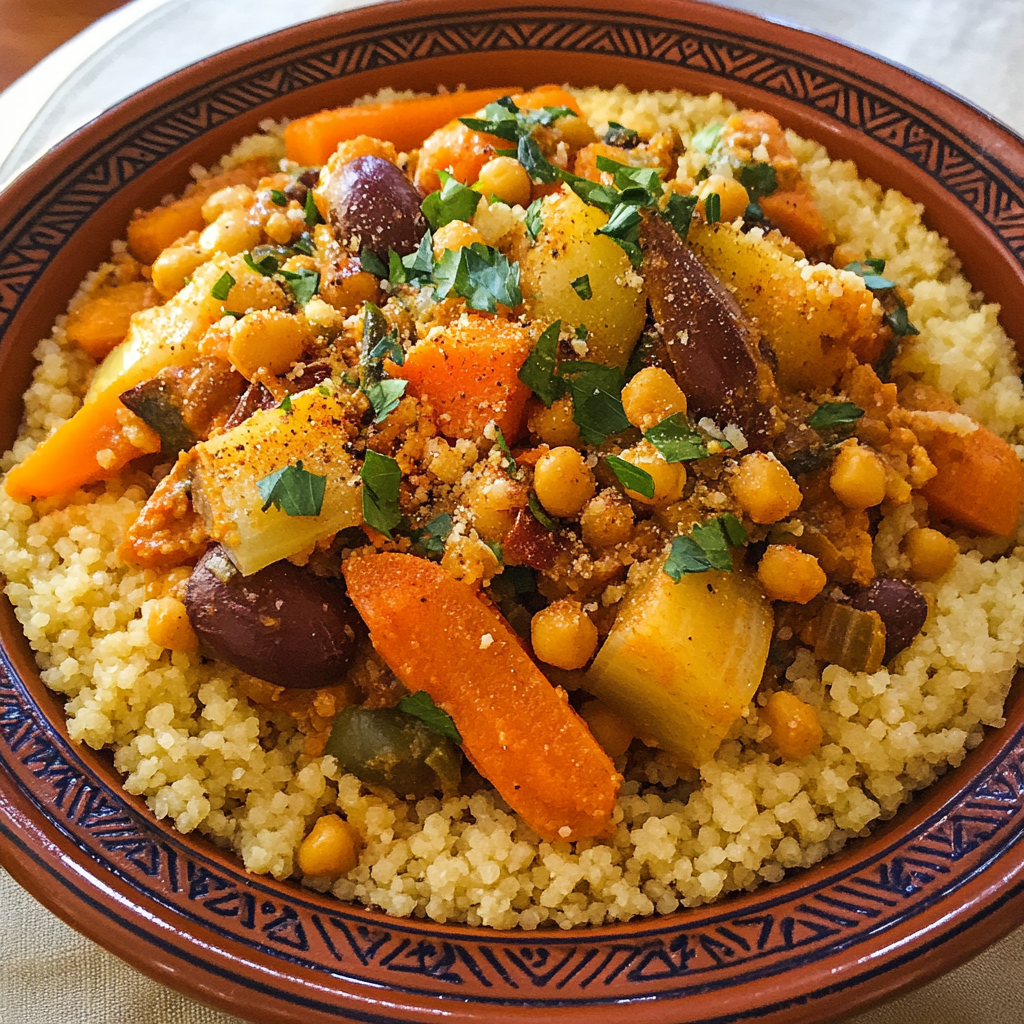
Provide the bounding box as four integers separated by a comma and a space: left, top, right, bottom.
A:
850, 575, 928, 662
324, 706, 461, 798
319, 155, 428, 260
185, 546, 363, 687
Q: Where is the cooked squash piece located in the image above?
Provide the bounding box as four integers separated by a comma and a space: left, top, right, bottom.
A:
190, 384, 362, 575
584, 562, 773, 767
65, 281, 158, 359
343, 552, 621, 841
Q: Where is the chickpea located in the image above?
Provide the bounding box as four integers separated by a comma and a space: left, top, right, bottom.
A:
578, 698, 633, 758
198, 207, 261, 256
534, 446, 596, 518
617, 440, 686, 506
265, 210, 294, 245
528, 397, 581, 448
151, 235, 207, 298
696, 174, 750, 222
432, 220, 486, 259
760, 691, 824, 760
147, 597, 199, 654
201, 184, 254, 223
297, 814, 360, 877
229, 309, 309, 378
620, 367, 687, 431
830, 443, 887, 510
757, 545, 826, 604
905, 527, 958, 581
531, 599, 599, 670
441, 532, 500, 586
730, 452, 802, 524
475, 156, 532, 207
580, 489, 634, 549
462, 468, 523, 542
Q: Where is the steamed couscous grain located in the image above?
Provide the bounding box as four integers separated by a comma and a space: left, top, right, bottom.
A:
2, 85, 1024, 930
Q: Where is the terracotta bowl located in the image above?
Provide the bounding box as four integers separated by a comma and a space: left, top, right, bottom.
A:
2, 1, 1024, 1021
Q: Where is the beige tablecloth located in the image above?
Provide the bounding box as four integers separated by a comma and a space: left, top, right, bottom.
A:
2, 0, 1023, 1020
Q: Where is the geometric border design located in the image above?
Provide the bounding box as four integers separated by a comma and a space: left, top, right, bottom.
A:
2, 4, 1024, 1021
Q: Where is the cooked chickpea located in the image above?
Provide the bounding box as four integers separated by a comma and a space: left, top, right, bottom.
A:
265, 210, 294, 245
757, 545, 826, 604
830, 443, 887, 510
441, 532, 500, 586
147, 597, 199, 654
462, 469, 523, 542
432, 220, 486, 259
617, 440, 686, 506
730, 452, 802, 524
201, 184, 254, 223
528, 397, 581, 448
620, 367, 687, 431
531, 599, 599, 670
760, 691, 824, 760
580, 489, 634, 549
475, 156, 532, 207
297, 814, 360, 877
150, 238, 207, 298
198, 207, 261, 256
534, 446, 596, 518
229, 309, 309, 378
578, 698, 633, 758
696, 174, 750, 222
905, 526, 958, 581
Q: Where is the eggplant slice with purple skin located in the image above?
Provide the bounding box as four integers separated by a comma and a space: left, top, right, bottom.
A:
641, 215, 780, 450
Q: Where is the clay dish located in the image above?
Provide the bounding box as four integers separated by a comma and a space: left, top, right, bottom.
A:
1, 1, 1023, 1022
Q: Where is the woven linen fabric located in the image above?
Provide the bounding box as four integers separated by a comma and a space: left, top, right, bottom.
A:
2, 0, 1024, 1022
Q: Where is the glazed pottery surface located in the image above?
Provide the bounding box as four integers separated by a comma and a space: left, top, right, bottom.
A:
1, 2, 1023, 1022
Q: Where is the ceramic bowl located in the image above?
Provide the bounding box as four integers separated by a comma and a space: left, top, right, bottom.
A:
2, 1, 1024, 1021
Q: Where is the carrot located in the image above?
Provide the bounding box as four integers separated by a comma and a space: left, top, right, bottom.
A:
760, 189, 835, 261
4, 381, 158, 501
284, 87, 520, 167
392, 312, 533, 441
65, 281, 158, 359
916, 419, 1024, 536
343, 553, 621, 841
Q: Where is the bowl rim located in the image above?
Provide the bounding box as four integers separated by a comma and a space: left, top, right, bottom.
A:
1, 1, 1024, 1022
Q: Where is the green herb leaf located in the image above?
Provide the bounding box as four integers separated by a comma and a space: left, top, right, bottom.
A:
571, 274, 592, 300
719, 512, 748, 547
291, 232, 315, 257
885, 305, 920, 337
421, 169, 483, 231
494, 426, 518, 478
525, 198, 544, 242
278, 394, 292, 413
691, 518, 734, 570
575, 324, 589, 341
690, 122, 723, 153
210, 271, 235, 301
560, 361, 629, 445
704, 191, 721, 223
501, 564, 536, 594
605, 454, 655, 498
594, 155, 664, 197
807, 401, 865, 430
661, 192, 699, 241
663, 514, 746, 581
738, 162, 778, 200
257, 460, 326, 517
514, 134, 561, 184
603, 121, 641, 148
596, 203, 644, 268
560, 171, 621, 214
243, 252, 279, 277
360, 449, 402, 538
528, 490, 558, 531
518, 320, 564, 406
360, 247, 388, 277
644, 413, 711, 462
664, 536, 713, 580
844, 260, 896, 291
744, 201, 763, 221
270, 189, 288, 207
304, 189, 324, 227
410, 512, 453, 559
318, 384, 331, 397
278, 267, 320, 306
397, 691, 462, 743
365, 378, 408, 423
432, 242, 522, 313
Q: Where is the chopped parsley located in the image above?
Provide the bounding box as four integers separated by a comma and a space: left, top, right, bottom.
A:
662, 193, 699, 241
397, 691, 462, 743
704, 191, 721, 224
358, 301, 405, 422
528, 490, 558, 531
278, 266, 320, 306
690, 122, 723, 153
210, 271, 235, 301
844, 258, 896, 292
644, 413, 714, 462
257, 460, 326, 517
388, 232, 435, 287
560, 361, 630, 445
459, 98, 577, 144
420, 170, 482, 231
244, 252, 279, 276
278, 394, 292, 413
364, 379, 408, 423
571, 274, 592, 300
270, 189, 288, 207
663, 513, 748, 581
595, 201, 644, 267
517, 320, 563, 406
525, 198, 544, 242
432, 243, 522, 312
807, 401, 865, 431
605, 454, 655, 499
360, 247, 388, 277
494, 426, 518, 478
304, 189, 323, 227
410, 512, 453, 559
738, 162, 778, 200
360, 449, 402, 538
603, 121, 641, 148
886, 305, 920, 337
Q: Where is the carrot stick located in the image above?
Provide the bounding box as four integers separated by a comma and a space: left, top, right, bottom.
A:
343, 553, 621, 841
284, 87, 521, 166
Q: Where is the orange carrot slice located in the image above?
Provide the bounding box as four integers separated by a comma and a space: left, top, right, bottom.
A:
343, 553, 621, 841
284, 87, 520, 167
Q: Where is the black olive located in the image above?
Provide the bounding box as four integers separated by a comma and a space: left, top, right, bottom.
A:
850, 576, 928, 662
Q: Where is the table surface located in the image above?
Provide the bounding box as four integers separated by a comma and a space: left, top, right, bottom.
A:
2, 0, 1024, 1021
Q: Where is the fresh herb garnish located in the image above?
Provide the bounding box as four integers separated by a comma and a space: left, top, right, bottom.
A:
738, 162, 778, 200
360, 247, 388, 277
243, 252, 279, 277
278, 394, 292, 413
257, 460, 326, 517
690, 122, 723, 153
459, 99, 577, 143
210, 271, 235, 301
358, 301, 405, 421
525, 198, 544, 242
603, 121, 641, 148
885, 305, 920, 337
494, 426, 518, 478
844, 258, 896, 291
421, 169, 482, 231
360, 449, 402, 538
397, 691, 462, 743
662, 193, 699, 241
663, 513, 747, 581
644, 413, 712, 462
704, 192, 721, 224
304, 190, 323, 227
571, 274, 592, 300
528, 490, 558, 531
365, 379, 408, 423
517, 320, 563, 406
807, 401, 865, 431
410, 512, 453, 559
270, 189, 288, 207
432, 242, 522, 313
388, 232, 435, 288
278, 267, 320, 306
575, 324, 589, 341
291, 232, 315, 257
596, 201, 644, 267
560, 361, 630, 445
605, 454, 655, 499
